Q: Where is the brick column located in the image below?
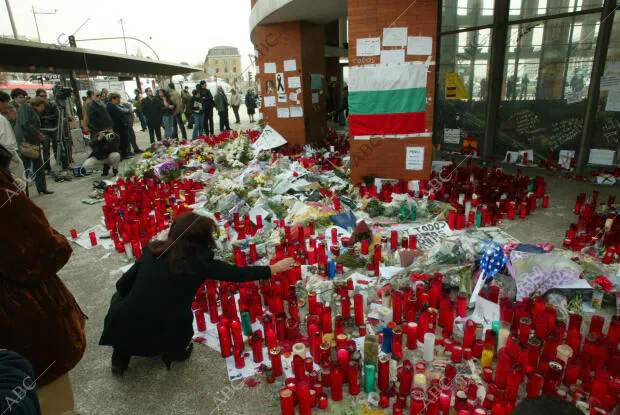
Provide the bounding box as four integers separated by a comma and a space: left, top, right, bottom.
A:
348, 0, 439, 184
255, 21, 326, 147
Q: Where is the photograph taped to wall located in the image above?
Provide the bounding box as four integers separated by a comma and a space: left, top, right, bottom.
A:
382, 27, 408, 47
276, 73, 286, 93
265, 80, 275, 94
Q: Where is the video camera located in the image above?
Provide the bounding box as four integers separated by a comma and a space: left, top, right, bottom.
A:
52, 84, 73, 106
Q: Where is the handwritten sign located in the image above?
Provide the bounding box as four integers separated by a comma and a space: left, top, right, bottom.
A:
382, 27, 408, 47
407, 36, 433, 56
406, 222, 451, 251
444, 128, 461, 144
283, 59, 297, 72
252, 125, 287, 151
356, 37, 381, 57
405, 146, 425, 170
470, 296, 501, 331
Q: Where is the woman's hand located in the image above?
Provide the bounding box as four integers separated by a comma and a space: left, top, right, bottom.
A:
270, 257, 296, 275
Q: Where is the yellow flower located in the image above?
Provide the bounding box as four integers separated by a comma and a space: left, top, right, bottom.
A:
142, 151, 153, 158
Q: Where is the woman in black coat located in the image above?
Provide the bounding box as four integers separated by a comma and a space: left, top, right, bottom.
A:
99, 212, 295, 375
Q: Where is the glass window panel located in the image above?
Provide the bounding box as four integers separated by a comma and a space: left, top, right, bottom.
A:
496, 16, 601, 159
442, 0, 495, 32
435, 29, 491, 150
594, 13, 620, 150
509, 0, 602, 21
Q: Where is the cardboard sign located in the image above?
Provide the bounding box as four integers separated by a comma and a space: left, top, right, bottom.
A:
406, 221, 451, 251
252, 125, 287, 151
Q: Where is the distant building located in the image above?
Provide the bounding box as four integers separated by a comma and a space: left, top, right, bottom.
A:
204, 46, 242, 87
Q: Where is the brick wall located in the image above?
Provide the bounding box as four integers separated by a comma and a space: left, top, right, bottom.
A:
255, 21, 326, 147
348, 0, 439, 183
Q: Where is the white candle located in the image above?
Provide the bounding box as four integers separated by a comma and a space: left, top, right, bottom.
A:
292, 342, 306, 358
498, 327, 510, 350
458, 193, 465, 205
125, 242, 134, 259
378, 307, 393, 327
414, 373, 427, 390
556, 344, 573, 364
465, 200, 472, 220
423, 333, 435, 362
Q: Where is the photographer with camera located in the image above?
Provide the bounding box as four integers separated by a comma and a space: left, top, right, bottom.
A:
36, 89, 59, 173
106, 93, 139, 160
83, 131, 121, 177
87, 90, 113, 139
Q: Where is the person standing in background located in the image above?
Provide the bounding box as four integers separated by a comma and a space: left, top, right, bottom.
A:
230, 89, 241, 124
133, 89, 147, 132
167, 83, 186, 140
245, 89, 257, 123
15, 97, 52, 195
213, 86, 230, 132
82, 90, 93, 133
8, 88, 27, 129
141, 88, 164, 143
101, 88, 109, 104
0, 92, 25, 181
198, 80, 214, 135
87, 91, 114, 140
106, 93, 133, 160
158, 89, 176, 139
189, 89, 205, 139
182, 86, 192, 129
36, 89, 59, 173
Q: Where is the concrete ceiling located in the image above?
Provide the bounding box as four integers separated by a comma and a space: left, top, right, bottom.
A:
250, 0, 347, 42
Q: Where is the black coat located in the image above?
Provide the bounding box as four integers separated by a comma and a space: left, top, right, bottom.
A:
106, 103, 129, 134
199, 87, 214, 112
88, 133, 120, 160
87, 100, 113, 132
141, 97, 164, 124
0, 350, 41, 415
99, 246, 270, 355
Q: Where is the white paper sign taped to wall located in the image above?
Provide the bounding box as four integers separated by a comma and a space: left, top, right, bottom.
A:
444, 128, 461, 144
407, 36, 433, 55
405, 146, 425, 170
382, 27, 408, 47
356, 37, 381, 56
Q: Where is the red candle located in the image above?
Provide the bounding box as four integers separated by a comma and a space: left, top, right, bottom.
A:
361, 239, 369, 255
194, 308, 206, 332
333, 196, 341, 211
70, 229, 78, 238
270, 347, 283, 377
251, 331, 264, 363
348, 361, 361, 395
279, 388, 295, 415
318, 394, 328, 410
230, 319, 244, 351
406, 322, 418, 350
463, 319, 476, 348
527, 372, 544, 398
331, 228, 338, 246
297, 381, 312, 415
456, 292, 468, 317
354, 294, 364, 326
89, 231, 97, 246
409, 234, 417, 250
217, 321, 232, 358
331, 366, 343, 401
391, 230, 398, 251
452, 345, 463, 363
542, 194, 549, 208
233, 349, 245, 369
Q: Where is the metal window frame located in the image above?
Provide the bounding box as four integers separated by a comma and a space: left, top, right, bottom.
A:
436, 0, 614, 161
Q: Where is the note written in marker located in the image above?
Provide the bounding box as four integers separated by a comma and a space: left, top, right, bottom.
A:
382, 27, 408, 47
283, 59, 296, 72
264, 62, 276, 74
277, 108, 290, 118
356, 37, 381, 56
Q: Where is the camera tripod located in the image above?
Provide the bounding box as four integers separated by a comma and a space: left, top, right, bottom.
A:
47, 102, 74, 182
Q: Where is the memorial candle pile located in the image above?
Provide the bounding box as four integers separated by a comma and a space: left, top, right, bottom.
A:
358, 164, 550, 230
564, 191, 619, 263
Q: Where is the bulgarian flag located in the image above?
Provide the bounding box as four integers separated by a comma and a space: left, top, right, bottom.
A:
349, 62, 427, 137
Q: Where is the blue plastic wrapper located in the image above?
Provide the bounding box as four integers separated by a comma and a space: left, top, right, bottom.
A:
329, 210, 357, 232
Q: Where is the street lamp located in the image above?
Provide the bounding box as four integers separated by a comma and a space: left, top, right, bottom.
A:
32, 6, 57, 42
118, 19, 128, 55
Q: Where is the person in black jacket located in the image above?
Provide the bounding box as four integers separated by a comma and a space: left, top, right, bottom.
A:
141, 88, 164, 143
0, 350, 41, 415
198, 80, 214, 135
82, 131, 121, 176
35, 89, 59, 172
99, 212, 296, 375
189, 89, 205, 139
87, 91, 113, 138
106, 93, 132, 160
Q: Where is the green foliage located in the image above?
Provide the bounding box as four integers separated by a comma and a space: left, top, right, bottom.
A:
268, 201, 287, 219
365, 199, 385, 218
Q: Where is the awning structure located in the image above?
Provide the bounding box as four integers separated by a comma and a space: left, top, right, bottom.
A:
0, 37, 200, 77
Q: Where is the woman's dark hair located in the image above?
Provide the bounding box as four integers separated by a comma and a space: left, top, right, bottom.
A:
0, 145, 12, 171
150, 212, 217, 276
10, 88, 27, 99
86, 90, 94, 98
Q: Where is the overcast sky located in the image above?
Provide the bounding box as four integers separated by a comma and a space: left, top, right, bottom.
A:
1, 0, 256, 70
